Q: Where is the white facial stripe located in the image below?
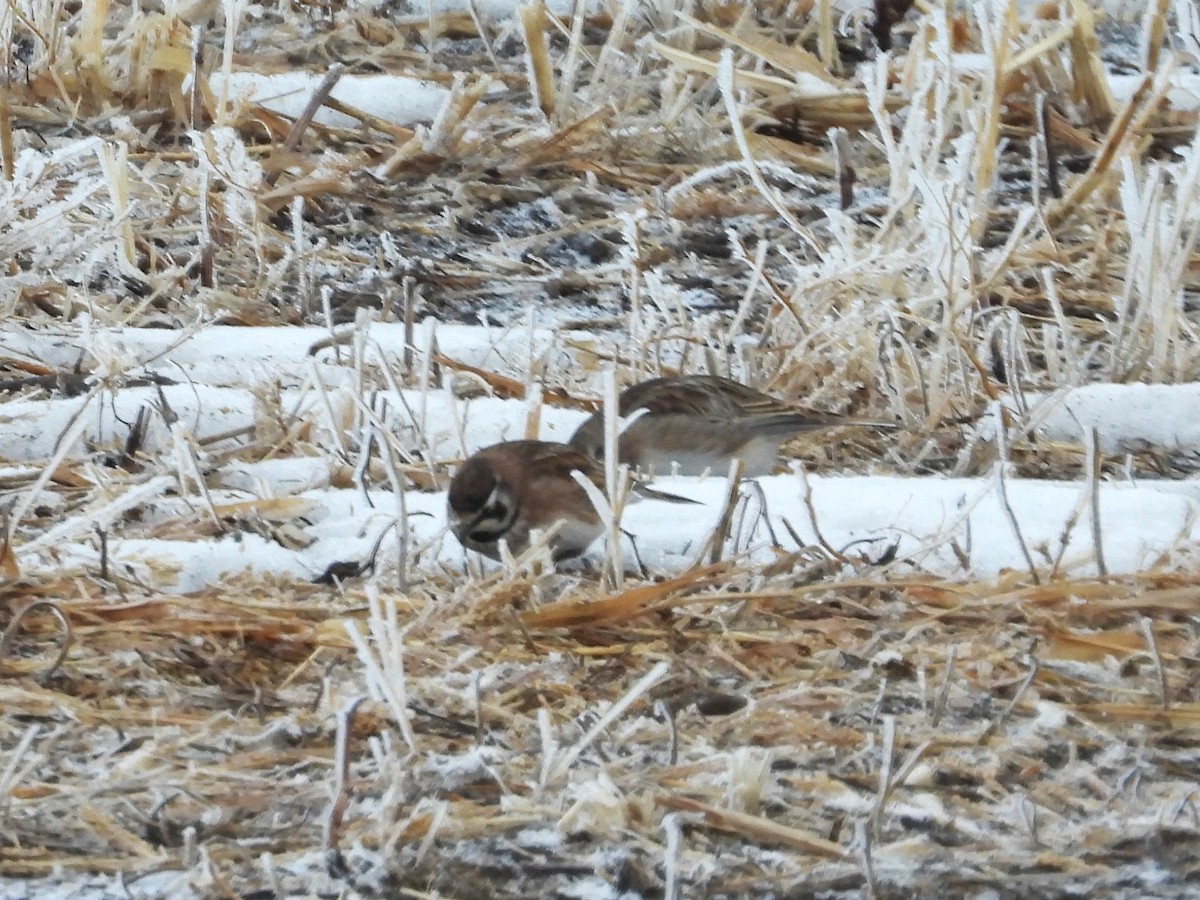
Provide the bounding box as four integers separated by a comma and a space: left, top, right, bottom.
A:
468, 483, 515, 539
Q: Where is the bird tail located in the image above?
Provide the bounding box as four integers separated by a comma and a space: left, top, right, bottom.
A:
632, 483, 704, 504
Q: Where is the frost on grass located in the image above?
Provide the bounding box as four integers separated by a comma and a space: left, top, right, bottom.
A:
4, 0, 1200, 897
0, 140, 135, 307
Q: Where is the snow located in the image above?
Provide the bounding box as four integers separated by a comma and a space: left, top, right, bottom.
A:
192, 26, 1200, 144
1024, 383, 1200, 455
5, 3, 1198, 899
0, 386, 260, 460
5, 322, 1199, 591
1110, 72, 1200, 110
40, 464, 1198, 590
208, 72, 451, 129
946, 58, 1200, 112
1, 321, 560, 389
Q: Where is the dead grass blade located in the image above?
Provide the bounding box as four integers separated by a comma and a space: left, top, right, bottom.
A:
521, 562, 734, 629
656, 794, 846, 859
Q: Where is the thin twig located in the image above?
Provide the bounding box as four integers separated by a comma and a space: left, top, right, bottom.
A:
868, 715, 895, 833
265, 64, 345, 188
992, 404, 1040, 584
982, 650, 1039, 739
0, 601, 72, 680
1038, 92, 1061, 199
930, 645, 956, 727
704, 458, 745, 566
795, 465, 849, 564
854, 818, 878, 899
662, 812, 683, 900
322, 694, 367, 853
190, 26, 204, 131
545, 660, 671, 784
1139, 616, 1169, 709
1085, 426, 1107, 578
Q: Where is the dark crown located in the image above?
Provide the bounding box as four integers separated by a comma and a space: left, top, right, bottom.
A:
448, 457, 499, 513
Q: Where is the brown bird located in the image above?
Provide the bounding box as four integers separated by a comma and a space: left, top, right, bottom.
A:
447, 439, 696, 561
569, 374, 893, 477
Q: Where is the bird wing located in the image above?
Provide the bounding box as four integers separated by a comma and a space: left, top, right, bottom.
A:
522, 441, 607, 491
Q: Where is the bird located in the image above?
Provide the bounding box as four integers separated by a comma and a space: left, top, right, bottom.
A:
447, 439, 698, 561
569, 374, 894, 477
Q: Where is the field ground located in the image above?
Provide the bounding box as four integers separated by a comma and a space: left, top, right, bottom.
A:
3, 0, 1200, 896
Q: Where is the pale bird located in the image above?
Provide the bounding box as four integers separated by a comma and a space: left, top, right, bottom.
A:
569, 374, 893, 477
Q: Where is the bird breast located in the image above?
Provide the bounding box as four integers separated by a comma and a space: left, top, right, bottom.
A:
627, 423, 782, 477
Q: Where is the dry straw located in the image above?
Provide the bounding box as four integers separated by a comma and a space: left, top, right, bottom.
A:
1, 0, 1200, 895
